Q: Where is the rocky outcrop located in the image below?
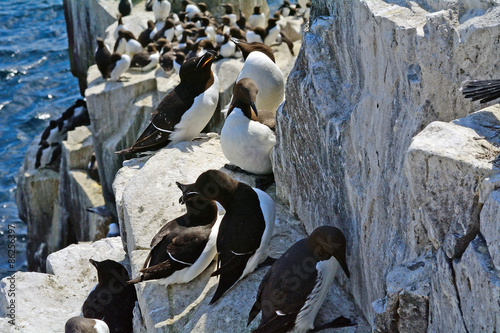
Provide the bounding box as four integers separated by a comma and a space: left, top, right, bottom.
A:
274, 0, 500, 329
114, 134, 370, 332
0, 237, 126, 333
16, 127, 110, 272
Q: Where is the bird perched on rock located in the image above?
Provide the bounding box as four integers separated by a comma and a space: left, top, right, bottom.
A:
123, 31, 143, 57
108, 53, 131, 82
154, 18, 175, 42
232, 38, 285, 114
94, 38, 111, 79
221, 78, 276, 188
221, 4, 238, 26
247, 226, 355, 333
35, 141, 61, 169
153, 0, 171, 22
116, 50, 219, 154
83, 259, 137, 333
118, 0, 132, 17
248, 6, 266, 29
462, 79, 500, 104
113, 29, 128, 55
128, 182, 221, 285
138, 20, 157, 47
64, 316, 109, 333
179, 170, 276, 305
130, 43, 160, 71
182, 0, 201, 20
219, 34, 237, 58
246, 27, 266, 44
113, 14, 128, 40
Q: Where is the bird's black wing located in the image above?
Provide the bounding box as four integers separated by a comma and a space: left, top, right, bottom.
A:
116, 85, 194, 154
462, 79, 500, 103
130, 51, 152, 67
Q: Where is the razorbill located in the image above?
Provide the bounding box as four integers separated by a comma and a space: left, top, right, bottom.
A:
118, 0, 132, 17
138, 20, 157, 47
232, 38, 285, 114
248, 6, 266, 29
64, 316, 109, 333
462, 79, 500, 103
128, 182, 220, 285
116, 50, 219, 154
94, 38, 111, 79
82, 259, 137, 333
153, 0, 171, 22
179, 170, 276, 305
247, 226, 355, 333
108, 53, 131, 82
221, 78, 276, 177
130, 43, 160, 71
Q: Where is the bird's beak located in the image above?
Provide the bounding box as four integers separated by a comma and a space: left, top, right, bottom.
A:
177, 181, 201, 204
250, 101, 258, 117
89, 259, 98, 268
198, 50, 217, 68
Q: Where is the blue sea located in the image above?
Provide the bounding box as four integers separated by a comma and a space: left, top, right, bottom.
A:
0, 0, 80, 278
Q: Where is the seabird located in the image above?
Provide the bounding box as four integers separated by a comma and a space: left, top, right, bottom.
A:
94, 38, 111, 79
153, 0, 171, 22
232, 38, 285, 114
128, 182, 220, 285
248, 6, 266, 29
221, 78, 276, 188
82, 259, 137, 333
116, 50, 219, 154
130, 43, 160, 71
179, 170, 276, 305
108, 53, 131, 82
118, 0, 132, 17
138, 20, 157, 47
247, 226, 355, 333
64, 316, 109, 333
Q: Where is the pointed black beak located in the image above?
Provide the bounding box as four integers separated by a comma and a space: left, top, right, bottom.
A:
250, 101, 258, 117
89, 259, 98, 268
176, 181, 200, 204
197, 50, 217, 68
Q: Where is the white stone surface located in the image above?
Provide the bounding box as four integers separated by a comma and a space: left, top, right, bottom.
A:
0, 237, 127, 333
480, 189, 500, 269
274, 0, 500, 326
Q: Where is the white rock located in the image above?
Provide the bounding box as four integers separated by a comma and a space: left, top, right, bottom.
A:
480, 190, 500, 269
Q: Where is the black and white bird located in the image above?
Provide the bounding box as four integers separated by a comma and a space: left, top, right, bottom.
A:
108, 53, 131, 82
182, 0, 201, 20
154, 18, 175, 42
113, 29, 128, 55
116, 50, 219, 154
153, 0, 171, 22
123, 31, 143, 57
232, 39, 285, 114
220, 4, 238, 26
113, 14, 128, 40
219, 34, 237, 58
247, 226, 355, 333
35, 141, 61, 169
94, 38, 111, 79
264, 18, 281, 46
138, 20, 157, 47
221, 78, 276, 184
118, 0, 132, 17
82, 259, 137, 333
130, 43, 160, 71
64, 317, 109, 333
462, 79, 500, 104
179, 170, 276, 305
248, 6, 266, 29
128, 182, 221, 285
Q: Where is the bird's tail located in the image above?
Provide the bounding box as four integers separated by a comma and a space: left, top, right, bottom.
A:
461, 79, 500, 103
